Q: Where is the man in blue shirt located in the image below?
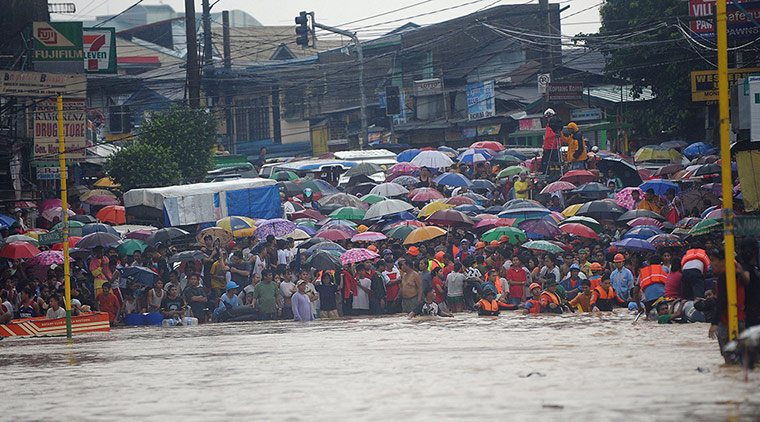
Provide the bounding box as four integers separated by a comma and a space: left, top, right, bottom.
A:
610, 253, 634, 301
560, 264, 583, 300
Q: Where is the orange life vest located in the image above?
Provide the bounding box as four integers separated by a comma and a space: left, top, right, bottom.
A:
589, 275, 602, 290
681, 249, 710, 271
591, 285, 617, 302
639, 264, 667, 291
525, 298, 542, 314
476, 299, 501, 316
540, 290, 561, 306
485, 273, 504, 295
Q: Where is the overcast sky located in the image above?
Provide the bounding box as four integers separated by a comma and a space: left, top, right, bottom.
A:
56, 0, 603, 37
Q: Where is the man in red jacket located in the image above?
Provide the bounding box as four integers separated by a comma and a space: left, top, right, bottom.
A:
540, 108, 563, 173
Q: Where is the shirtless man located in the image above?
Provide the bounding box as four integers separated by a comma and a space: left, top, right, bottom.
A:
400, 260, 423, 314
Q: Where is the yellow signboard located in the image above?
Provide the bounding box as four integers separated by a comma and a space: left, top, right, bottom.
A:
691, 67, 760, 102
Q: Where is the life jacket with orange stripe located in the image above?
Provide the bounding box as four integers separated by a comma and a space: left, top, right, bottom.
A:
525, 298, 542, 314
476, 299, 501, 316
639, 264, 667, 291
540, 290, 561, 306
681, 249, 710, 272
591, 285, 623, 311
427, 259, 442, 272
589, 275, 602, 290
484, 273, 504, 295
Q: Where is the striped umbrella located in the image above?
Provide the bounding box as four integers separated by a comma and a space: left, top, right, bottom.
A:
458, 148, 493, 164
217, 216, 256, 237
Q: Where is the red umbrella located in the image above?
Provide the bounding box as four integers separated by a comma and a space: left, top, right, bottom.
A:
38, 199, 63, 212
559, 170, 595, 185
627, 217, 663, 228
540, 181, 576, 194
291, 209, 327, 221
51, 236, 83, 250
96, 205, 126, 225
638, 168, 652, 181
315, 229, 352, 241
559, 223, 599, 239
0, 241, 41, 259
410, 187, 444, 202
443, 196, 476, 206
389, 220, 426, 229
427, 209, 474, 227
470, 141, 505, 151
124, 229, 154, 241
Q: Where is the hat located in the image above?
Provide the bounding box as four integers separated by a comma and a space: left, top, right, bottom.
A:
383, 249, 393, 256
475, 241, 486, 249
545, 279, 558, 286
489, 240, 500, 248
567, 122, 579, 132
303, 188, 313, 196
460, 239, 469, 244
296, 280, 307, 287
590, 262, 603, 271
435, 251, 444, 260
544, 108, 556, 117
407, 246, 420, 256
225, 281, 239, 291
570, 264, 580, 271
367, 245, 378, 252
578, 248, 587, 254
529, 282, 542, 291
499, 235, 510, 243
357, 225, 368, 233
614, 253, 625, 263
13, 208, 21, 213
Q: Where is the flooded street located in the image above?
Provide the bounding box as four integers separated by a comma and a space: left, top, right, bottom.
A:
3, 312, 759, 421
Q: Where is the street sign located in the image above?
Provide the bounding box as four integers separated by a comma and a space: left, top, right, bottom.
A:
83, 28, 117, 74
38, 231, 63, 246
537, 73, 551, 94
546, 83, 583, 102
690, 67, 760, 102
37, 166, 62, 180
33, 22, 83, 62
34, 98, 87, 161
571, 108, 603, 122
689, 0, 760, 42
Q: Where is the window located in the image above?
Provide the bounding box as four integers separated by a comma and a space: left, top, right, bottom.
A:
235, 97, 270, 141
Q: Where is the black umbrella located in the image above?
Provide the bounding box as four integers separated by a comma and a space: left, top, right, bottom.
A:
145, 227, 189, 245
471, 179, 497, 191
678, 187, 720, 215
278, 181, 302, 197
571, 182, 611, 195
318, 203, 342, 216
694, 163, 721, 177
120, 266, 159, 287
617, 209, 666, 222
597, 157, 643, 187
298, 238, 330, 249
82, 223, 119, 236
168, 250, 208, 264
347, 174, 375, 186
347, 182, 377, 196
307, 250, 342, 271
76, 232, 122, 249
344, 162, 384, 177
577, 200, 626, 221
485, 205, 504, 214
70, 214, 98, 224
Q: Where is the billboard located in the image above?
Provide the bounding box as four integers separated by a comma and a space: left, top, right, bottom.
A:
690, 67, 760, 102
0, 71, 85, 97
33, 22, 83, 62
466, 80, 495, 121
546, 83, 583, 102
689, 0, 760, 42
83, 28, 117, 74
34, 98, 87, 161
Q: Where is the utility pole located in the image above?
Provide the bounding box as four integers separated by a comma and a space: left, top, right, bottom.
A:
222, 10, 231, 70
222, 10, 233, 152
185, 0, 200, 108
202, 0, 213, 69
539, 0, 551, 72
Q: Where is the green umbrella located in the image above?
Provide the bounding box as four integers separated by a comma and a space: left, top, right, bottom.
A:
296, 221, 317, 230
482, 226, 526, 244
117, 239, 147, 255
497, 166, 529, 179
361, 194, 387, 205
559, 216, 603, 233
522, 240, 564, 254
329, 207, 366, 220
385, 224, 416, 240
52, 220, 85, 230
689, 219, 722, 236
270, 171, 298, 181
492, 154, 523, 166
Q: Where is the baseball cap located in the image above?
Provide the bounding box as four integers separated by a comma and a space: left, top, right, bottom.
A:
296, 280, 307, 287
614, 253, 625, 262
578, 248, 588, 254
570, 264, 580, 270
460, 239, 469, 244
225, 281, 239, 291
407, 246, 420, 256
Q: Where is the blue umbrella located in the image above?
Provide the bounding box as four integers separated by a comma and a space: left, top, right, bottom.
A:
457, 149, 493, 164
120, 266, 159, 287
613, 238, 656, 252
82, 223, 119, 236
0, 215, 16, 229
683, 142, 717, 158
640, 179, 679, 195
437, 146, 457, 155
624, 226, 663, 240
397, 149, 421, 163
296, 225, 317, 236
471, 179, 496, 191
433, 172, 473, 188
453, 204, 485, 215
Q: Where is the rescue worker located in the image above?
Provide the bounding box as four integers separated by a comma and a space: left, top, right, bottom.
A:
588, 262, 604, 290
540, 277, 563, 314
565, 122, 588, 170
523, 282, 544, 314
474, 285, 515, 316
428, 251, 444, 272
637, 255, 669, 312
681, 246, 710, 300
591, 278, 627, 312
540, 108, 563, 173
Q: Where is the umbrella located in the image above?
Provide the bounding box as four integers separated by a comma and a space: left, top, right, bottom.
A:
677, 217, 702, 229
217, 216, 256, 237
26, 250, 74, 266
438, 146, 457, 155
576, 200, 626, 221
93, 177, 120, 188
288, 228, 311, 241
330, 207, 366, 220
562, 203, 583, 217
559, 170, 596, 185
84, 195, 120, 206
617, 209, 665, 222
385, 225, 416, 240
320, 219, 358, 230
388, 162, 420, 176
51, 236, 83, 251
482, 226, 526, 244
470, 141, 505, 151
41, 207, 75, 222
76, 232, 121, 249
388, 220, 426, 230
649, 234, 686, 249
693, 163, 721, 177
296, 225, 317, 236
314, 229, 352, 241
270, 171, 299, 181
80, 189, 117, 201
497, 166, 529, 179
344, 162, 384, 177
82, 223, 119, 236
364, 199, 413, 220
112, 225, 156, 236
254, 218, 296, 239
145, 227, 190, 245
307, 250, 343, 271
427, 209, 474, 227
701, 183, 723, 196
570, 182, 611, 195
519, 219, 561, 239
0, 241, 41, 259
410, 151, 454, 169
612, 238, 656, 252
320, 193, 369, 210
624, 226, 663, 240
117, 239, 147, 255
471, 179, 496, 192
351, 231, 387, 242
38, 199, 64, 212
196, 227, 233, 245
306, 241, 345, 255
558, 222, 599, 239
22, 229, 48, 240
169, 250, 209, 264
419, 201, 453, 217
291, 209, 327, 221
361, 194, 387, 205
370, 182, 409, 197
597, 157, 643, 187
340, 248, 380, 265
70, 214, 99, 224
559, 216, 602, 233
683, 142, 717, 158
444, 196, 476, 206
0, 215, 16, 229
541, 181, 576, 194
410, 187, 444, 202
678, 188, 720, 215
397, 149, 421, 162
453, 204, 484, 215
522, 240, 564, 254
634, 145, 683, 162
278, 181, 302, 197
640, 179, 679, 195
615, 187, 644, 210
52, 221, 85, 232
404, 226, 447, 245
491, 152, 523, 166
690, 219, 722, 235
461, 192, 488, 204
390, 175, 420, 187
68, 185, 90, 197
655, 164, 685, 177
125, 229, 156, 241
95, 205, 126, 225
433, 172, 472, 188
627, 217, 664, 229
3, 234, 39, 246
662, 140, 689, 149
458, 148, 493, 164
120, 266, 159, 287
704, 208, 726, 220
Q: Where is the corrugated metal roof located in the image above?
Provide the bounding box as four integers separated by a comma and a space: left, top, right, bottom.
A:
586, 85, 655, 104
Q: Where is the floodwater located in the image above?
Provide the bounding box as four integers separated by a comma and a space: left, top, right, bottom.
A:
2, 311, 760, 421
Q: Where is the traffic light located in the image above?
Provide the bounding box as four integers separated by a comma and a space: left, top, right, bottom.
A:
295, 11, 309, 47
385, 86, 401, 116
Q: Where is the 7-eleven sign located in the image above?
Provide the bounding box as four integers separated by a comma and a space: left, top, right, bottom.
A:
83, 28, 117, 74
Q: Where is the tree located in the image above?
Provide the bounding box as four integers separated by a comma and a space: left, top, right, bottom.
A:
104, 142, 182, 191
136, 105, 218, 183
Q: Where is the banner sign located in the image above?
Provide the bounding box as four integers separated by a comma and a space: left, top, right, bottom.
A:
571, 108, 603, 122
36, 166, 61, 180
83, 28, 117, 73
466, 80, 495, 121
0, 71, 85, 97
546, 83, 583, 102
414, 78, 442, 96
690, 67, 760, 102
33, 22, 83, 62
689, 0, 760, 42
34, 98, 87, 161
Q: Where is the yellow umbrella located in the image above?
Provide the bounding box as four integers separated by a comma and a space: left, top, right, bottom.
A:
216, 216, 256, 238
80, 189, 117, 201
634, 147, 682, 163
562, 203, 583, 217
418, 200, 454, 217
93, 177, 121, 188
403, 226, 447, 245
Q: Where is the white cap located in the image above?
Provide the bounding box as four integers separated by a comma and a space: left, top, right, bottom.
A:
544, 108, 555, 117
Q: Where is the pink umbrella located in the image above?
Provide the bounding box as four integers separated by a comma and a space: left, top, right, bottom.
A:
388, 162, 420, 176
475, 213, 499, 220
38, 199, 63, 212
548, 211, 566, 223
560, 223, 600, 239
443, 196, 476, 206
473, 219, 499, 230
26, 250, 74, 266
627, 217, 664, 228
638, 168, 652, 181
315, 229, 352, 241
84, 195, 120, 206
41, 206, 76, 222
351, 231, 387, 242
340, 248, 379, 265
615, 187, 643, 210
410, 187, 444, 202
540, 181, 576, 194
125, 229, 154, 241
704, 208, 725, 220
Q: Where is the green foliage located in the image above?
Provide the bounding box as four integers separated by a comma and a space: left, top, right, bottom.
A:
103, 142, 182, 191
